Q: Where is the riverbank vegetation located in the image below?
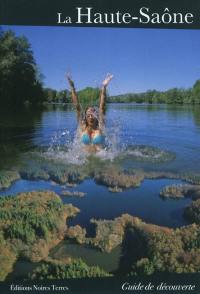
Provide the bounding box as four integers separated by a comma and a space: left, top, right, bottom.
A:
0, 170, 20, 189
1, 28, 200, 106
108, 81, 200, 104
1, 27, 200, 280
45, 82, 200, 105
0, 191, 79, 280
65, 213, 200, 275
0, 152, 200, 279
160, 184, 200, 199
43, 87, 99, 105
30, 259, 111, 280
0, 148, 198, 192
0, 30, 45, 107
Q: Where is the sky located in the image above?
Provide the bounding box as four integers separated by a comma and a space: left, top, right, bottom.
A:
2, 25, 200, 95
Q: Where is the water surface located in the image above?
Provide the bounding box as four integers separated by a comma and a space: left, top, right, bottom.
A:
1, 103, 199, 277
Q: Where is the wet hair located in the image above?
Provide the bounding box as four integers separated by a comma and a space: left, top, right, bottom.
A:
84, 107, 99, 128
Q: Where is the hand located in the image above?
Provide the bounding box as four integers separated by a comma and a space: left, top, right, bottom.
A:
65, 73, 74, 88
102, 74, 113, 87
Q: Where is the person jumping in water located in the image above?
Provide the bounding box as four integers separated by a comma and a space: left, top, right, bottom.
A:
67, 74, 113, 152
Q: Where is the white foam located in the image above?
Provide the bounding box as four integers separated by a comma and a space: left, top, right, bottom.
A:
44, 120, 122, 164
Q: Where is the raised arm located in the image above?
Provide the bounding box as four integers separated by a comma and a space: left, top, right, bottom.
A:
99, 74, 113, 127
99, 74, 113, 114
67, 75, 81, 122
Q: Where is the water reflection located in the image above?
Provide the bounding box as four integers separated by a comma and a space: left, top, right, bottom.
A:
0, 103, 200, 280
0, 103, 200, 171
192, 106, 200, 127
0, 106, 44, 169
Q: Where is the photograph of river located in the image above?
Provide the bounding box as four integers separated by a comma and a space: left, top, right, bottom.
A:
0, 24, 200, 286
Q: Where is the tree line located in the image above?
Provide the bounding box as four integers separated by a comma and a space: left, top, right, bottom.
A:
43, 87, 99, 104
1, 29, 200, 107
108, 82, 200, 104
0, 29, 100, 106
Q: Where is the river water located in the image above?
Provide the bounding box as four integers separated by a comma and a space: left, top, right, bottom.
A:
1, 104, 200, 170
1, 103, 200, 277
1, 104, 200, 225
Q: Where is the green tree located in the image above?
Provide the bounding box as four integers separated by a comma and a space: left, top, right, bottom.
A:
44, 88, 57, 103
77, 87, 100, 104
56, 89, 70, 103
0, 30, 44, 106
192, 80, 200, 104
30, 259, 111, 280
165, 88, 182, 104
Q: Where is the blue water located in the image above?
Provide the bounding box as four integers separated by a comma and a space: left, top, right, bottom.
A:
1, 103, 199, 277
1, 104, 200, 170
0, 178, 190, 229
0, 104, 199, 229
31, 104, 200, 172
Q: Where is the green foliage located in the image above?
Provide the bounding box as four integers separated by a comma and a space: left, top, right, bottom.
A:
0, 170, 20, 189
5, 221, 36, 243
179, 224, 200, 251
43, 88, 71, 103
0, 191, 71, 244
44, 87, 100, 105
129, 224, 200, 275
56, 90, 70, 103
0, 191, 79, 281
0, 231, 5, 245
20, 165, 49, 181
0, 241, 17, 281
134, 258, 155, 275
77, 87, 100, 105
109, 86, 197, 104
43, 88, 57, 103
192, 80, 200, 104
30, 259, 111, 280
184, 199, 200, 224
1, 29, 200, 106
20, 152, 88, 184
0, 30, 45, 106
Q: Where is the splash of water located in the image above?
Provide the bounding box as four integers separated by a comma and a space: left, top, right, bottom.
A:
44, 118, 122, 165
46, 130, 87, 165
42, 118, 174, 166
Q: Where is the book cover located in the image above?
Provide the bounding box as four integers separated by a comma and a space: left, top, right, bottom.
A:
0, 0, 200, 293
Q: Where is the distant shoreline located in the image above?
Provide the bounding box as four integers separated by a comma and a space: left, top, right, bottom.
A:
45, 101, 198, 106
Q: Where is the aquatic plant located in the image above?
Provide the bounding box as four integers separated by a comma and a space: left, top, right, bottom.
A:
160, 184, 200, 200
182, 174, 200, 185
61, 190, 86, 197
129, 223, 200, 275
20, 165, 49, 181
178, 224, 200, 251
184, 199, 200, 224
121, 145, 176, 163
160, 184, 191, 199
108, 186, 123, 193
66, 225, 86, 244
17, 149, 200, 199
18, 150, 147, 191
30, 258, 111, 280
0, 191, 79, 280
20, 152, 89, 184
0, 170, 20, 190
94, 168, 144, 190
0, 232, 17, 281
18, 146, 177, 190
142, 170, 179, 180
85, 214, 170, 253
64, 213, 200, 275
